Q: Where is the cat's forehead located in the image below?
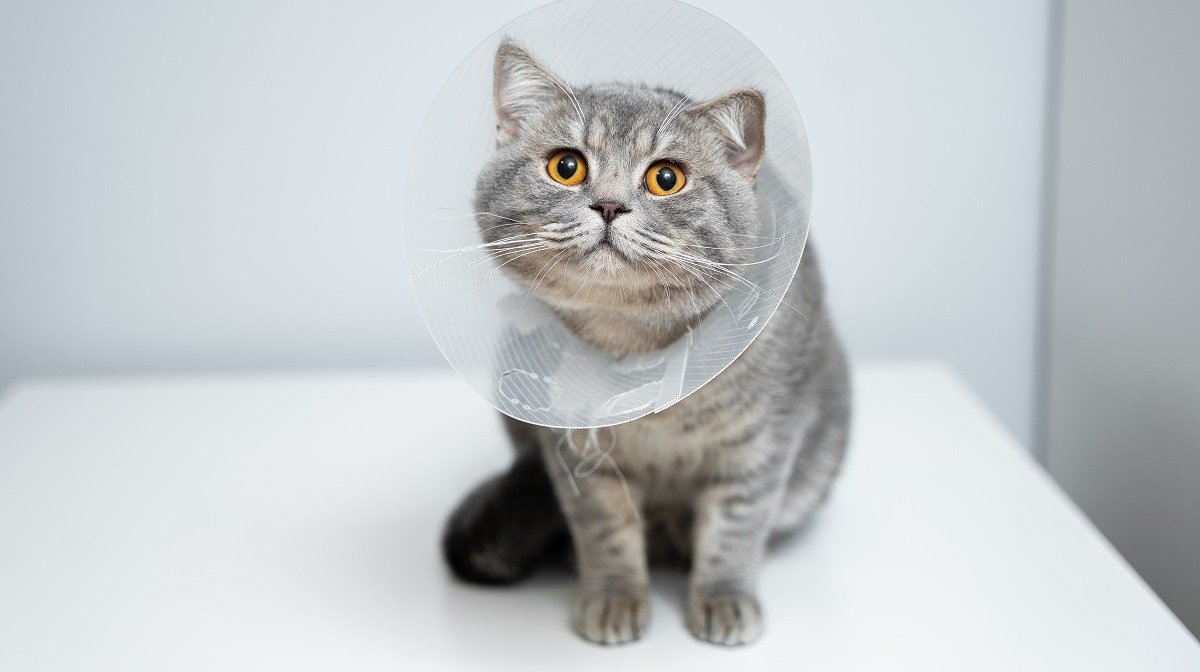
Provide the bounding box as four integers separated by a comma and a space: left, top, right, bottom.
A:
571, 84, 693, 158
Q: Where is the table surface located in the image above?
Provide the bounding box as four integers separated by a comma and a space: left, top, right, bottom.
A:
0, 362, 1197, 671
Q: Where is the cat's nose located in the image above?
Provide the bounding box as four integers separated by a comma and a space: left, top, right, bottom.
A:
589, 201, 630, 224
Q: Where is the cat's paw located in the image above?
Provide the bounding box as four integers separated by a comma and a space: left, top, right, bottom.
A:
573, 591, 650, 645
686, 592, 763, 646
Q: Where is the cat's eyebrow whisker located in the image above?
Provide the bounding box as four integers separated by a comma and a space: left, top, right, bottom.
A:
653, 40, 766, 139
548, 77, 587, 131
656, 89, 698, 139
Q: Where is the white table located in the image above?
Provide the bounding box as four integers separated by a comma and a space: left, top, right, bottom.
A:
0, 362, 1196, 670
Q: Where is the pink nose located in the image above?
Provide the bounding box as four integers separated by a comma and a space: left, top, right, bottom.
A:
589, 201, 630, 224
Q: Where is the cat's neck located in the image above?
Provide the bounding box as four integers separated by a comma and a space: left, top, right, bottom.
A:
554, 305, 703, 357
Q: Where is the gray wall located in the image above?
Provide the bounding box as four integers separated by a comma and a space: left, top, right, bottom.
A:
0, 1, 1050, 444
1045, 0, 1200, 636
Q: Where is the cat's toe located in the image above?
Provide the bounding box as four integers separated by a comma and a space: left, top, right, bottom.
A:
573, 592, 649, 645
686, 592, 763, 646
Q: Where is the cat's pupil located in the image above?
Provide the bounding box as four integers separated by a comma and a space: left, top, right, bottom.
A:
557, 155, 578, 179
656, 167, 677, 191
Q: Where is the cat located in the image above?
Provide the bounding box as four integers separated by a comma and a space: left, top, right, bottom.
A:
442, 40, 850, 646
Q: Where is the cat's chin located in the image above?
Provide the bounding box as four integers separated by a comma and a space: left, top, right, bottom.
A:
580, 242, 631, 277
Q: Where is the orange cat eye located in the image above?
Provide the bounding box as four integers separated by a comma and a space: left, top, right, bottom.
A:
547, 150, 587, 186
645, 161, 686, 196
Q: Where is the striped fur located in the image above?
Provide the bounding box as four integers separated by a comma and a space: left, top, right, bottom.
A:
443, 42, 850, 646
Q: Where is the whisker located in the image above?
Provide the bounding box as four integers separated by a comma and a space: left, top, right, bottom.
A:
395, 235, 547, 295
646, 257, 707, 318
668, 255, 808, 320
638, 228, 787, 256
432, 207, 520, 223
460, 245, 553, 306
656, 90, 696, 139
548, 77, 587, 131
433, 242, 552, 296
665, 257, 739, 323
626, 230, 796, 316
414, 234, 544, 255
525, 248, 571, 300
637, 230, 791, 269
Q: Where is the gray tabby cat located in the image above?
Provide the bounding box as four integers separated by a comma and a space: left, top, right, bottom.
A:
443, 41, 850, 646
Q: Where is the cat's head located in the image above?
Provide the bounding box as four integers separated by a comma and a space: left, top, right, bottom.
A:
474, 41, 765, 352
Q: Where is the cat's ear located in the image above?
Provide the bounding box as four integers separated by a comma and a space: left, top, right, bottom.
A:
493, 40, 572, 145
688, 88, 766, 180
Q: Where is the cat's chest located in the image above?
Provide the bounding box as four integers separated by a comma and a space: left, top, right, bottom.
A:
603, 372, 767, 498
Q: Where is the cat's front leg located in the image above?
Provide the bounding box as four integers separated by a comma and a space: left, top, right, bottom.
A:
686, 474, 783, 646
540, 436, 649, 645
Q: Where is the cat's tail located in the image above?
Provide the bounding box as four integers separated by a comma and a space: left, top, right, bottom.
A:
442, 451, 567, 585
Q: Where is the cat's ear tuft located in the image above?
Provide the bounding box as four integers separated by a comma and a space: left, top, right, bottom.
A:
493, 40, 572, 145
689, 88, 766, 180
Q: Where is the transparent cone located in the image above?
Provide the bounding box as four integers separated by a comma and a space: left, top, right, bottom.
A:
403, 0, 812, 428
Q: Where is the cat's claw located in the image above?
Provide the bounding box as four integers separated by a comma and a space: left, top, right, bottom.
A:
574, 592, 649, 645
686, 592, 763, 646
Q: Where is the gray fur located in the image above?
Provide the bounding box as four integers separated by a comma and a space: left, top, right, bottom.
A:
443, 41, 850, 647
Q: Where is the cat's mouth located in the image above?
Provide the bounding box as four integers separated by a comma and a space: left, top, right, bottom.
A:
588, 239, 630, 263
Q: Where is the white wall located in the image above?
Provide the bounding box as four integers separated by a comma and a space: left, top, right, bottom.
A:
0, 1, 1049, 443
1046, 0, 1200, 636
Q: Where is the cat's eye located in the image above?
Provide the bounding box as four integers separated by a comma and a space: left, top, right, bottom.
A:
547, 149, 587, 186
645, 161, 686, 196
